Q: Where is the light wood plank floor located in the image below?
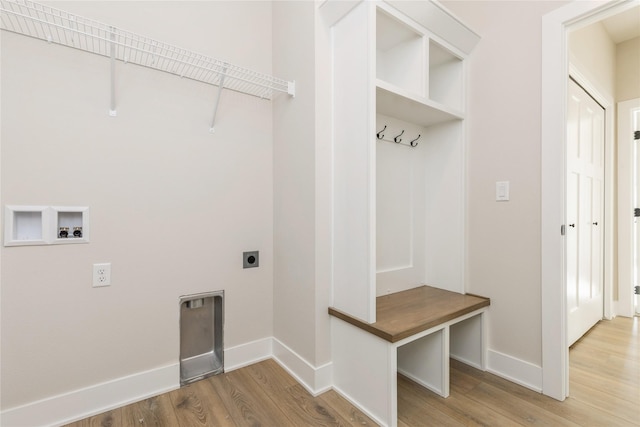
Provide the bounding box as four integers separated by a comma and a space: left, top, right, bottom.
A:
66, 316, 639, 427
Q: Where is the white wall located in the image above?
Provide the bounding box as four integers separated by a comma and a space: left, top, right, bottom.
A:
8, 1, 628, 421
442, 0, 568, 372
272, 1, 317, 364
569, 22, 616, 99
1, 0, 274, 413
376, 115, 427, 295
272, 1, 333, 389
617, 36, 640, 102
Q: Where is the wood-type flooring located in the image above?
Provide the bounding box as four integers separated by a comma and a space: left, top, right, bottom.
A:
66, 316, 639, 426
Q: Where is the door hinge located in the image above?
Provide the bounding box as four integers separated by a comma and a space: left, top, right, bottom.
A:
561, 224, 566, 236
635, 286, 640, 295
635, 208, 640, 217
635, 130, 640, 140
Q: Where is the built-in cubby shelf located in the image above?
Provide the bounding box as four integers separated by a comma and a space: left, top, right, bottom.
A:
4, 205, 89, 246
376, 79, 463, 127
376, 8, 424, 96
375, 5, 465, 117
428, 40, 463, 111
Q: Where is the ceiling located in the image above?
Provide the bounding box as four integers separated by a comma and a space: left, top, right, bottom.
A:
601, 5, 640, 44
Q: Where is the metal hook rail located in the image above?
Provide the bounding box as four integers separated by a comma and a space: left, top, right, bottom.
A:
376, 125, 420, 148
0, 0, 296, 131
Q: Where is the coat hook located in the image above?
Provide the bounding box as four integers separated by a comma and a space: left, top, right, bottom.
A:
377, 125, 386, 140
409, 134, 421, 147
394, 130, 405, 143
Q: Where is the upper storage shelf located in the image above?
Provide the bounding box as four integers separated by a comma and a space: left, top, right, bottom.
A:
429, 39, 463, 111
375, 4, 465, 123
376, 9, 424, 96
0, 0, 295, 100
376, 80, 462, 127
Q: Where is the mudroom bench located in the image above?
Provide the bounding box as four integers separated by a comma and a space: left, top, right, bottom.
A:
329, 285, 490, 427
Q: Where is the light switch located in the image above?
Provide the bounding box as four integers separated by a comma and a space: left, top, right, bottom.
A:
496, 181, 510, 201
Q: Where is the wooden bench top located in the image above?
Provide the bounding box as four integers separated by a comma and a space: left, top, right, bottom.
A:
328, 285, 490, 343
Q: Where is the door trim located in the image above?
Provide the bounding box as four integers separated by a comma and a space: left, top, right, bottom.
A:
541, 0, 636, 401
617, 98, 640, 317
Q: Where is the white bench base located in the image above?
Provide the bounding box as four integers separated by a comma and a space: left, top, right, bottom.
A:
331, 308, 488, 427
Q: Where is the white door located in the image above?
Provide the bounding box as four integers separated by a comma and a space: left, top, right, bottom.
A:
566, 78, 605, 347
616, 99, 640, 317
634, 111, 640, 314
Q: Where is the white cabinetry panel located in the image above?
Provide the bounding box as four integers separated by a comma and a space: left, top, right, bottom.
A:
325, 0, 475, 323
331, 1, 377, 323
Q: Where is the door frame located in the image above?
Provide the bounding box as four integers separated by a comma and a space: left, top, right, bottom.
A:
541, 0, 636, 401
617, 98, 640, 317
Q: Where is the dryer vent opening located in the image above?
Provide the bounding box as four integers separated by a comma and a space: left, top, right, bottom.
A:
179, 291, 224, 386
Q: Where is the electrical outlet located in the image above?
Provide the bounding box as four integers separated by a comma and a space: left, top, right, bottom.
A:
93, 263, 111, 287
243, 251, 259, 269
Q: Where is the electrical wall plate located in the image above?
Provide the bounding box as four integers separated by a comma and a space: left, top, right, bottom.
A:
243, 251, 259, 269
496, 181, 510, 201
92, 263, 111, 287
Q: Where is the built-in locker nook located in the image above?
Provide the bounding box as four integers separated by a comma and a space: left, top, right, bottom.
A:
328, 2, 487, 425
374, 2, 467, 297
179, 291, 224, 386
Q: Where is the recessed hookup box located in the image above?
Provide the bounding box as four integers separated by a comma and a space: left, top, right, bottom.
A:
179, 290, 224, 386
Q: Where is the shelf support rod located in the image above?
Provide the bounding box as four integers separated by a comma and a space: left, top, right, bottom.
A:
109, 26, 117, 117
209, 65, 228, 133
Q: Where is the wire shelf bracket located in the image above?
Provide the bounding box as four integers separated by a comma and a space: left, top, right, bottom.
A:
109, 26, 117, 117
210, 66, 227, 133
0, 0, 296, 128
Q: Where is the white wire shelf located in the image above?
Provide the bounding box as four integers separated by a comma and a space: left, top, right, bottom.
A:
0, 0, 295, 117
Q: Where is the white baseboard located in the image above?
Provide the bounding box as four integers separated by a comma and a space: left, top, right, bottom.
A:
272, 337, 332, 396
486, 349, 542, 392
331, 385, 388, 427
0, 341, 549, 427
0, 363, 179, 427
223, 337, 273, 372
1, 335, 331, 427
450, 353, 483, 370
0, 337, 275, 427
397, 367, 442, 396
